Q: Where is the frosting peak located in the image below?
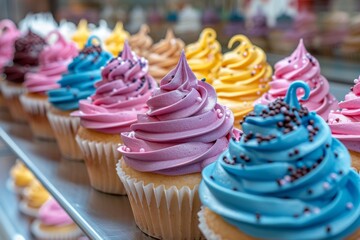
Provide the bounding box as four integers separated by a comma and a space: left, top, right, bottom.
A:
39, 198, 74, 226
104, 22, 129, 56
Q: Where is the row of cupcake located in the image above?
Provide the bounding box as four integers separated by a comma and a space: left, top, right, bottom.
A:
7, 161, 84, 239
1, 18, 360, 239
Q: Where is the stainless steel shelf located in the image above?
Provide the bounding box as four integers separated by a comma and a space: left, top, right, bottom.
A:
0, 118, 150, 240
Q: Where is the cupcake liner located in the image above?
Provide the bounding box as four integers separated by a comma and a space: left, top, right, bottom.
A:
6, 177, 25, 196
198, 207, 220, 240
47, 111, 83, 161
116, 161, 204, 240
19, 94, 55, 140
76, 135, 126, 195
1, 81, 27, 122
31, 220, 83, 240
19, 200, 40, 218
349, 150, 360, 172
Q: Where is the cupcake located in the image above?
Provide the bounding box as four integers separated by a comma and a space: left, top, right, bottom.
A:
47, 36, 112, 161
185, 28, 222, 84
104, 22, 129, 57
31, 198, 83, 240
116, 52, 234, 239
268, 13, 294, 54
128, 24, 153, 57
340, 15, 360, 60
7, 161, 34, 195
58, 19, 76, 42
20, 31, 78, 140
72, 42, 156, 194
328, 77, 360, 171
214, 35, 272, 128
92, 19, 111, 43
71, 19, 90, 50
0, 19, 20, 110
2, 31, 46, 122
19, 180, 50, 217
259, 39, 338, 120
246, 8, 269, 50
147, 29, 185, 83
199, 81, 360, 240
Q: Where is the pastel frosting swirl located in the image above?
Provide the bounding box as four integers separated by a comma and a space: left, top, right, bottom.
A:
129, 24, 153, 57
71, 42, 156, 134
185, 28, 222, 84
71, 19, 90, 50
24, 31, 78, 93
11, 161, 34, 187
39, 198, 74, 226
0, 19, 20, 71
48, 36, 112, 111
105, 22, 129, 56
147, 29, 185, 82
200, 81, 360, 240
328, 78, 360, 152
118, 52, 234, 175
25, 180, 50, 208
4, 31, 46, 84
260, 39, 338, 120
214, 35, 272, 127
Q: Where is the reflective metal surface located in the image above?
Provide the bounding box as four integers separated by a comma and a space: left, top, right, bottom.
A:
0, 118, 150, 240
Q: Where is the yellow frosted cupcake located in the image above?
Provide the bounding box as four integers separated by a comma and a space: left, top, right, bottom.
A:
185, 28, 222, 84
129, 24, 153, 57
104, 22, 129, 56
71, 19, 90, 49
8, 161, 34, 195
19, 180, 50, 217
214, 35, 272, 128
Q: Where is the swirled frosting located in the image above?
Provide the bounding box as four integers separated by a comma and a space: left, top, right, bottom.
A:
0, 19, 20, 71
259, 39, 338, 120
4, 31, 46, 84
39, 198, 74, 226
200, 81, 360, 240
24, 31, 78, 93
48, 36, 112, 111
71, 42, 156, 134
328, 77, 360, 153
214, 35, 272, 127
185, 28, 222, 84
105, 22, 129, 56
25, 180, 50, 208
147, 29, 185, 82
10, 161, 34, 187
118, 51, 234, 175
129, 24, 153, 57
71, 19, 90, 50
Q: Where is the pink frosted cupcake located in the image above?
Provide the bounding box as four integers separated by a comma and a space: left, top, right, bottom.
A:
116, 52, 234, 239
72, 42, 157, 194
31, 198, 83, 240
259, 39, 338, 120
328, 77, 360, 171
20, 31, 78, 140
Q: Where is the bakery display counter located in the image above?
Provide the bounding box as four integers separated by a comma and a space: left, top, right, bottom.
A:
0, 118, 151, 240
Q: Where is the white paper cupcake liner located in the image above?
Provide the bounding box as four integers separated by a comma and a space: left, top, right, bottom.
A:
198, 207, 221, 240
76, 135, 126, 195
31, 219, 83, 240
1, 81, 25, 98
19, 200, 40, 218
6, 178, 25, 196
19, 94, 49, 116
47, 111, 83, 161
116, 161, 204, 240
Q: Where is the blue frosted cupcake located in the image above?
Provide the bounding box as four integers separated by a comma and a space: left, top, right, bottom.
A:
47, 36, 112, 160
199, 81, 360, 240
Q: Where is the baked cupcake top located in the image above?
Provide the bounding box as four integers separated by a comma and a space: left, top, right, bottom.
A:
39, 198, 74, 226
71, 19, 90, 50
129, 24, 153, 57
118, 51, 234, 175
328, 77, 360, 153
185, 28, 222, 84
24, 180, 50, 208
11, 161, 34, 188
0, 19, 20, 71
3, 31, 46, 84
71, 42, 156, 134
214, 35, 272, 127
24, 31, 78, 94
48, 36, 112, 111
104, 22, 129, 57
259, 39, 338, 120
147, 29, 185, 83
200, 81, 360, 240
